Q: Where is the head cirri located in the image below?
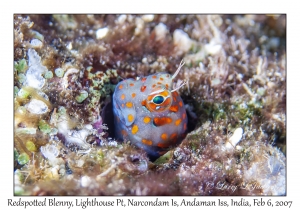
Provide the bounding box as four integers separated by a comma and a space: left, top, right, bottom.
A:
112, 61, 187, 159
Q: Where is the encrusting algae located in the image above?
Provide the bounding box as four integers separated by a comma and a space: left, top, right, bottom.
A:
14, 14, 286, 195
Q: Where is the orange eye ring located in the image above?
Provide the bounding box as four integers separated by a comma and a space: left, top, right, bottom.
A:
146, 90, 172, 112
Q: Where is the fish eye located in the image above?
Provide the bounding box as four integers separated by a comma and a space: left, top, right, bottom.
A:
152, 95, 164, 104
145, 89, 172, 112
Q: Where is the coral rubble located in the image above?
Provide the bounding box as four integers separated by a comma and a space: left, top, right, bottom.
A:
14, 14, 286, 195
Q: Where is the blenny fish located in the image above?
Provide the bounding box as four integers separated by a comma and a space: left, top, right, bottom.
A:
113, 61, 187, 159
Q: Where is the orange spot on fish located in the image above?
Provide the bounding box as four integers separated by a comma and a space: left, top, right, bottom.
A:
170, 133, 177, 140
172, 92, 177, 102
141, 100, 147, 106
161, 133, 168, 141
141, 85, 147, 92
132, 93, 136, 98
126, 102, 133, 108
128, 114, 134, 122
157, 143, 170, 148
152, 75, 157, 79
131, 125, 139, 134
175, 119, 182, 126
119, 85, 123, 89
169, 105, 179, 112
179, 101, 183, 107
141, 77, 147, 82
143, 116, 151, 124
160, 77, 164, 81
160, 90, 169, 97
142, 139, 153, 146
121, 94, 125, 100
153, 117, 172, 126
130, 83, 134, 86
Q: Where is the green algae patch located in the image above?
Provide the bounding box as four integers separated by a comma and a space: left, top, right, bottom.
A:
154, 151, 173, 165
14, 86, 19, 97
58, 106, 66, 116
17, 73, 26, 83
55, 68, 65, 77
44, 71, 53, 79
26, 140, 37, 152
17, 88, 30, 99
17, 153, 30, 165
14, 148, 19, 160
75, 90, 89, 103
38, 120, 52, 134
14, 59, 28, 74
